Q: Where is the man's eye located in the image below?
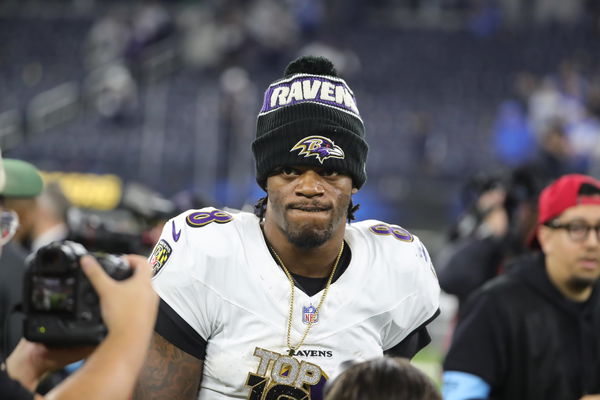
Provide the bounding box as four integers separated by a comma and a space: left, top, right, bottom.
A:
568, 224, 589, 234
280, 167, 297, 176
321, 169, 339, 177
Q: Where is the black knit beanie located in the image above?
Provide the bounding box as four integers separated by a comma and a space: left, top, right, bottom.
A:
252, 55, 368, 190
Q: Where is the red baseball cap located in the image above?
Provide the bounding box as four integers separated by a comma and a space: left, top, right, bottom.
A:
529, 174, 600, 248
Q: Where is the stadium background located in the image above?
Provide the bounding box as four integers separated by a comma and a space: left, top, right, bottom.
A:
2, 0, 600, 385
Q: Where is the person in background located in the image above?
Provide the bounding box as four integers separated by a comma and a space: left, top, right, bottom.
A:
0, 158, 45, 356
526, 120, 582, 187
30, 182, 71, 253
324, 357, 441, 400
2, 159, 43, 252
0, 150, 159, 400
437, 167, 539, 313
442, 174, 600, 400
28, 182, 76, 394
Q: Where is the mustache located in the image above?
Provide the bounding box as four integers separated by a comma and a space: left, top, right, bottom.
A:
286, 201, 332, 212
578, 255, 599, 261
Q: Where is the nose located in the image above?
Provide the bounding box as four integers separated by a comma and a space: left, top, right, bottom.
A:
584, 227, 600, 247
295, 170, 325, 198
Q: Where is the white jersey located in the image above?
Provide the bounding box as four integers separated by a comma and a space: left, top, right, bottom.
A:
150, 207, 440, 400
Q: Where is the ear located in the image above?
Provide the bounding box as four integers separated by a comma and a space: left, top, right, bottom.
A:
537, 225, 553, 253
351, 188, 359, 195
263, 176, 272, 193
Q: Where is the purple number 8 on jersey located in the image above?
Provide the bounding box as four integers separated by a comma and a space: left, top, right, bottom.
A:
186, 209, 233, 227
369, 223, 413, 242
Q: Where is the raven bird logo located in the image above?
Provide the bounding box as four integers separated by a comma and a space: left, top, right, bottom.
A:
290, 135, 345, 164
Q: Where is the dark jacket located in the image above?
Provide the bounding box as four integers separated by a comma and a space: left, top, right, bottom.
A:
443, 252, 600, 400
437, 236, 505, 308
0, 242, 27, 355
0, 362, 34, 400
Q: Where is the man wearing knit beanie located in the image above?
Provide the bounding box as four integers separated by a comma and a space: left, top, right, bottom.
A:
136, 56, 440, 400
252, 56, 368, 191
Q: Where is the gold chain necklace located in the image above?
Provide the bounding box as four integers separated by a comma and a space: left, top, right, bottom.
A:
270, 241, 344, 356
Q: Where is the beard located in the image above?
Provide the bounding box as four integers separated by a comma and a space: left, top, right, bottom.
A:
277, 193, 351, 250
566, 276, 597, 293
284, 220, 335, 249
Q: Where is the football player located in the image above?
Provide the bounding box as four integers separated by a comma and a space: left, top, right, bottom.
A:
134, 56, 440, 400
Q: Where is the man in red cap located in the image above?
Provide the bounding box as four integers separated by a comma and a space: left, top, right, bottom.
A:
442, 174, 600, 400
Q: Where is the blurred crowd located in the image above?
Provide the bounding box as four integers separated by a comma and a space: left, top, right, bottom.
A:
3, 0, 600, 221
493, 59, 600, 177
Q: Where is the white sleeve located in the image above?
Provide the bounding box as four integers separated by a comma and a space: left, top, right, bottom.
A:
149, 211, 223, 341
381, 235, 441, 350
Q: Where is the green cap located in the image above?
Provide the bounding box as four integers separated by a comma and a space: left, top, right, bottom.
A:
1, 159, 44, 197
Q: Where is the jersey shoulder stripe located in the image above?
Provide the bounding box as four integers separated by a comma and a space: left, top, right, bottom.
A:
347, 219, 431, 273
176, 206, 258, 250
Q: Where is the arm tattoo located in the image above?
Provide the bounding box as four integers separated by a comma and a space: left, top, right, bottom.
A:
133, 331, 204, 400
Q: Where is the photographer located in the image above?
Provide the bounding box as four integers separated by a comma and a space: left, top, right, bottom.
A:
437, 167, 540, 312
0, 154, 159, 399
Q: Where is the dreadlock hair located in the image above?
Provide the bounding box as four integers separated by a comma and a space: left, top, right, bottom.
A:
253, 196, 360, 222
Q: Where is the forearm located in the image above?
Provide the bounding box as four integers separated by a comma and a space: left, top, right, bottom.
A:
45, 330, 150, 400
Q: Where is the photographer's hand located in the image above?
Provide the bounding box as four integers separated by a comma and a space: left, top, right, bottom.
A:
40, 255, 159, 400
5, 255, 157, 399
5, 339, 94, 392
81, 254, 158, 339
480, 206, 509, 238
5, 255, 157, 400
476, 187, 509, 239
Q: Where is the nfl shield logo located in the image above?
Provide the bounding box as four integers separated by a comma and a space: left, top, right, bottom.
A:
302, 305, 319, 324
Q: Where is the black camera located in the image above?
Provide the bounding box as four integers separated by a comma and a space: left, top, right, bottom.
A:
23, 241, 132, 345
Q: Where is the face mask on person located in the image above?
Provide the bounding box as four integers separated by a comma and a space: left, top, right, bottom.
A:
0, 210, 19, 247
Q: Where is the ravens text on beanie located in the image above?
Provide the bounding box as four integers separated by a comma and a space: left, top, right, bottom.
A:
252, 55, 368, 190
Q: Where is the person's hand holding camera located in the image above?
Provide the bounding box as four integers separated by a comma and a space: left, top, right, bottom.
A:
80, 254, 158, 342
5, 339, 94, 392
476, 187, 509, 239
4, 254, 158, 400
